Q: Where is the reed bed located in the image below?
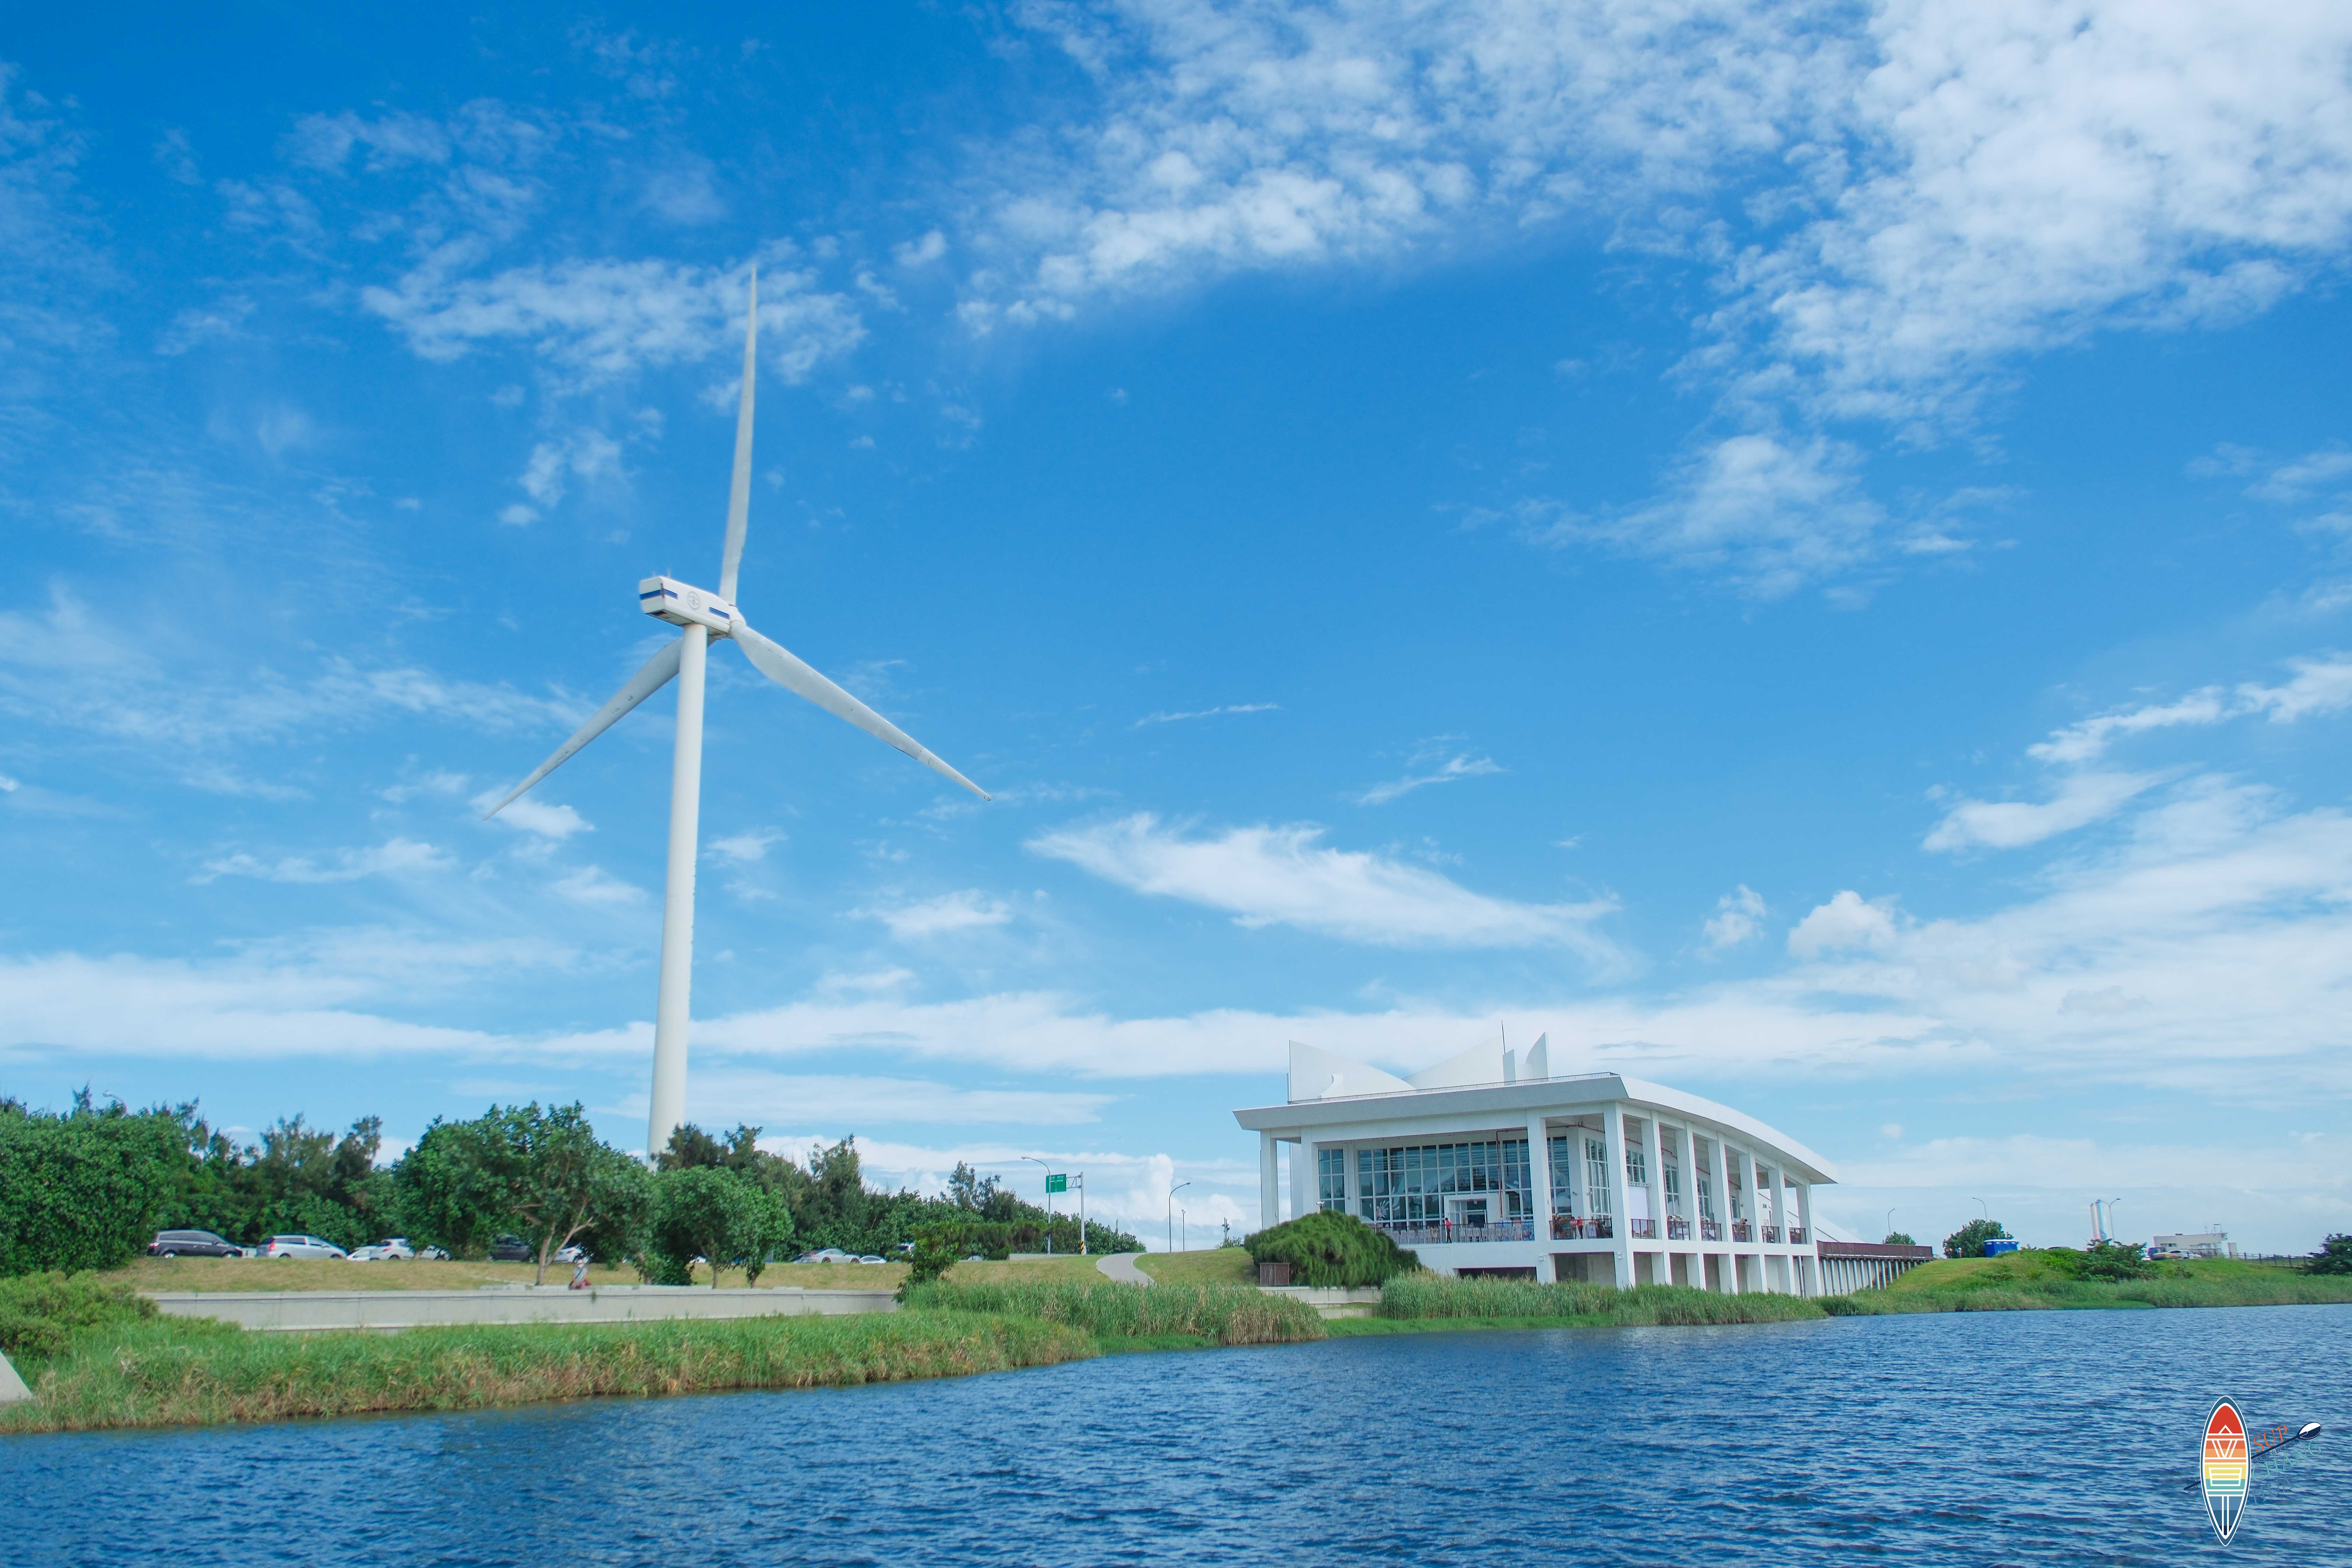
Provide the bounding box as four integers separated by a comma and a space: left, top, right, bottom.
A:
0, 1310, 1093, 1434
1379, 1275, 1827, 1325
902, 1279, 1326, 1345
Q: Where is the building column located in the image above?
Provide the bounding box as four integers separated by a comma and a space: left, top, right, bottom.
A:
1345, 1145, 1363, 1223
1796, 1181, 1816, 1297
1603, 1105, 1633, 1289
1293, 1136, 1318, 1220
1722, 1141, 1748, 1293
1673, 1121, 1700, 1284
1526, 1115, 1553, 1241
1761, 1160, 1784, 1292
1566, 1121, 1589, 1222
1258, 1132, 1279, 1234
1639, 1114, 1667, 1286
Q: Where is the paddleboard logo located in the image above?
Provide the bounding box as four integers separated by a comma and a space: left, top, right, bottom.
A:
2201, 1399, 2249, 1543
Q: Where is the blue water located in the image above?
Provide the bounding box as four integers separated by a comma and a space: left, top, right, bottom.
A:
4, 1306, 2345, 1565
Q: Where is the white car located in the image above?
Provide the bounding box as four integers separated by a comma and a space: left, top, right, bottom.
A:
855, 1255, 887, 1265
264, 1234, 348, 1260
348, 1238, 416, 1262
796, 1247, 858, 1264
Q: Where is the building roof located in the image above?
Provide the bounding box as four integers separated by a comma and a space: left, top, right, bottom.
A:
1232, 1038, 1839, 1185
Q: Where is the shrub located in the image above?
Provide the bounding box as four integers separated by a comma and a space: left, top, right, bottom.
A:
2305, 1234, 2352, 1276
645, 1166, 792, 1286
1942, 1218, 2011, 1259
0, 1272, 157, 1361
1244, 1211, 1419, 1287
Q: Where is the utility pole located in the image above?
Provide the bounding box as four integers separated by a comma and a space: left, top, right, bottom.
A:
1078, 1173, 1087, 1256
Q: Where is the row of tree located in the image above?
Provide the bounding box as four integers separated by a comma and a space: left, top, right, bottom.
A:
0, 1092, 1139, 1283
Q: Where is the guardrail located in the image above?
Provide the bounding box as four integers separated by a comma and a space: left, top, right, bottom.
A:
1550, 1216, 1613, 1240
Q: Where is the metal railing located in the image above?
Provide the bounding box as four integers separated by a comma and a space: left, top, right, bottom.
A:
1550, 1215, 1613, 1240
1762, 1225, 1783, 1244
1666, 1216, 1692, 1240
1730, 1220, 1754, 1243
1628, 1218, 1657, 1239
1699, 1218, 1722, 1241
1787, 1227, 1807, 1244
1367, 1219, 1534, 1245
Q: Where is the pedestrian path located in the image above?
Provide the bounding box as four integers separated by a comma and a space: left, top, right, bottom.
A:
1095, 1253, 1152, 1286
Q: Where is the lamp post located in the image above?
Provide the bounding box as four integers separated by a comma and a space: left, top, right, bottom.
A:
1886, 1207, 1897, 1243
1167, 1180, 1190, 1255
1972, 1196, 1988, 1222
1024, 1156, 1052, 1254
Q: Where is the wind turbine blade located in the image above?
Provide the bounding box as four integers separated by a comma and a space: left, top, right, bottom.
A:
732, 619, 989, 800
716, 267, 757, 603
481, 636, 685, 819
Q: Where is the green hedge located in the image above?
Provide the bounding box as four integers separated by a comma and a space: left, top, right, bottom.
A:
0, 1105, 187, 1277
0, 1272, 158, 1360
1244, 1211, 1419, 1287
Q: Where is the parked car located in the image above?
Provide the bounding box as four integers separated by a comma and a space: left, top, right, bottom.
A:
488, 1234, 535, 1263
348, 1239, 415, 1262
264, 1235, 348, 1260
148, 1229, 243, 1259
555, 1245, 588, 1265
416, 1245, 451, 1260
854, 1255, 886, 1265
795, 1247, 857, 1264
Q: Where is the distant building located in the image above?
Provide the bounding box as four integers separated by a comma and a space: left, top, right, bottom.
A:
2150, 1231, 2235, 1260
1234, 1038, 1839, 1294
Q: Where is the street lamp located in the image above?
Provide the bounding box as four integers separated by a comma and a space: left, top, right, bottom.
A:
1167, 1180, 1190, 1255
1972, 1196, 1988, 1222
1024, 1156, 1052, 1254
1886, 1207, 1897, 1242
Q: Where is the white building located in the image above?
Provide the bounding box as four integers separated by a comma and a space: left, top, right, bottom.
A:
2150, 1230, 2235, 1260
1234, 1038, 1841, 1295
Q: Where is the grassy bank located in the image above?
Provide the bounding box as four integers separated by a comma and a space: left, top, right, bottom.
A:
902, 1279, 1326, 1346
0, 1309, 1093, 1434
1376, 1274, 1831, 1327
1133, 1249, 1256, 1287
1828, 1252, 2352, 1314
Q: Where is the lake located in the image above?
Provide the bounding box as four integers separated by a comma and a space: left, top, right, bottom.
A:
4, 1304, 2344, 1565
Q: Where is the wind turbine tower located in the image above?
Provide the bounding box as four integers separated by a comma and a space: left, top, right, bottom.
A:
485, 271, 988, 1156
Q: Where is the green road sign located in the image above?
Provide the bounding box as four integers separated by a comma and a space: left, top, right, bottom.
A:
1045, 1174, 1067, 1193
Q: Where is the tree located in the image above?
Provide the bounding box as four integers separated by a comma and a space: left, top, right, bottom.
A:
1884, 1231, 1916, 1246
2305, 1233, 2352, 1276
496, 1105, 650, 1284
0, 1094, 187, 1276
646, 1166, 790, 1287
395, 1113, 520, 1258
1943, 1218, 2012, 1259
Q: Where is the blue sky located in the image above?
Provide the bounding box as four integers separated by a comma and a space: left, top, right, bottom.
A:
6, 5, 2352, 1252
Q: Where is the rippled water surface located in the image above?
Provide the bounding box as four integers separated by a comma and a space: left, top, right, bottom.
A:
5, 1305, 2346, 1565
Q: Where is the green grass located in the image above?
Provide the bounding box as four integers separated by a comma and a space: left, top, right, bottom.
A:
1377, 1274, 1830, 1325
1831, 1251, 2352, 1314
901, 1278, 1325, 1345
0, 1309, 1094, 1434
1132, 1249, 1257, 1287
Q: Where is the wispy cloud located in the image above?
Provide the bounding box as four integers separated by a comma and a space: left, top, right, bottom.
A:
196, 838, 453, 885
855, 890, 1014, 940
1134, 702, 1279, 727
1028, 813, 1619, 956
1354, 749, 1502, 806
1702, 885, 1766, 953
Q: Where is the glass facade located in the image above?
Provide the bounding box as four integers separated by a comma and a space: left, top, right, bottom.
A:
1316, 1147, 1348, 1213
1625, 1145, 1647, 1187
1663, 1164, 1683, 1216
1547, 1135, 1573, 1214
1357, 1136, 1531, 1224
1583, 1136, 1611, 1216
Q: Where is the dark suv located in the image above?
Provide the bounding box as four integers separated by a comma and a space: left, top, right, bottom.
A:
148, 1229, 243, 1258
488, 1234, 536, 1262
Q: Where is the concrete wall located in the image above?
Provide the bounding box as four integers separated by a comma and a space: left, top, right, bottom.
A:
145, 1286, 897, 1332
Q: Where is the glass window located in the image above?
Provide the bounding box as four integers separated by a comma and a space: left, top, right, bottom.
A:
1548, 1135, 1574, 1213
1664, 1165, 1683, 1214
1316, 1147, 1348, 1213
1584, 1137, 1612, 1216
1625, 1146, 1647, 1186
1355, 1135, 1533, 1225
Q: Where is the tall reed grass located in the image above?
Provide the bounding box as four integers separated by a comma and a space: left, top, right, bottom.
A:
0, 1310, 1092, 1433
1379, 1275, 1828, 1325
902, 1279, 1326, 1344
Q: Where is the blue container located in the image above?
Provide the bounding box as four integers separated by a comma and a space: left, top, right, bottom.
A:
1984, 1239, 2019, 1257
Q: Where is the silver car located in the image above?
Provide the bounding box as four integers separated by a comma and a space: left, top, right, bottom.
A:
264, 1234, 348, 1260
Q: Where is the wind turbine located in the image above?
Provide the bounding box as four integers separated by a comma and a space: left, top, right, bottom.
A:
483, 270, 988, 1157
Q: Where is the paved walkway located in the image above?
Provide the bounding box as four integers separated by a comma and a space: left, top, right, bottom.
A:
1095, 1253, 1152, 1286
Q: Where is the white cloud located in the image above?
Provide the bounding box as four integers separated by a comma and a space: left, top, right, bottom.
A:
1702, 885, 1766, 953
197, 838, 453, 884
1923, 771, 2164, 853
362, 256, 863, 387
1787, 890, 1900, 959
1133, 702, 1279, 726
551, 865, 644, 906
485, 797, 591, 840
856, 890, 1015, 940
2030, 692, 2232, 767
678, 1069, 1109, 1127
1028, 813, 1619, 955
1354, 750, 1503, 806
709, 828, 785, 863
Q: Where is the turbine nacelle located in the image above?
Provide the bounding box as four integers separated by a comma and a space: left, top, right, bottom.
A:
638, 576, 736, 635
